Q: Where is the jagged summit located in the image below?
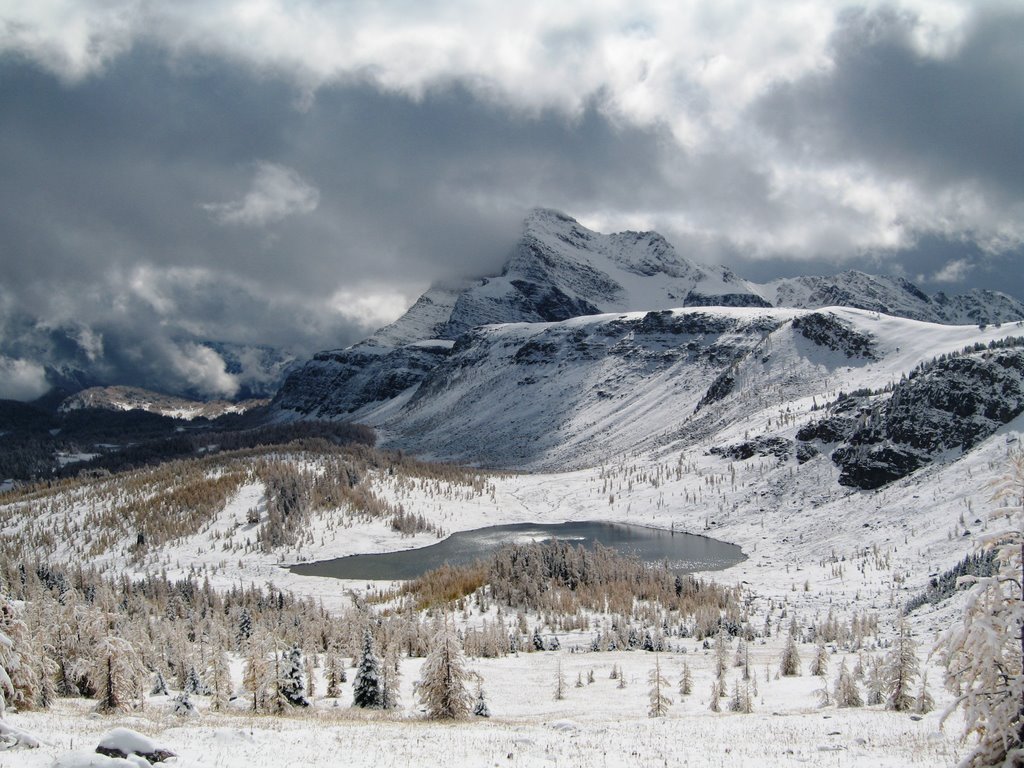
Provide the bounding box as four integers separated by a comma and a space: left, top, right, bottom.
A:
762, 270, 1024, 325
347, 208, 768, 350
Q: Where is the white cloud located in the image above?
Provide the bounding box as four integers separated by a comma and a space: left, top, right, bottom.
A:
0, 0, 138, 82
202, 162, 319, 227
166, 341, 238, 399
0, 356, 49, 400
0, 1, 975, 125
330, 287, 421, 331
932, 257, 973, 283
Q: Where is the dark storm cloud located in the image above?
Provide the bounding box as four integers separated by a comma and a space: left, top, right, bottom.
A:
755, 7, 1024, 199
1, 2, 1022, 400
749, 6, 1024, 270
0, 45, 697, 398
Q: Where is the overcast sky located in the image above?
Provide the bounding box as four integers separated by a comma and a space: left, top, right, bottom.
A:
1, 1, 1022, 400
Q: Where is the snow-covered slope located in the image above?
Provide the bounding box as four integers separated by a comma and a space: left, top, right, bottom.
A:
58, 385, 268, 420
273, 209, 768, 418
367, 307, 1024, 471
274, 210, 1024, 426
761, 271, 1024, 325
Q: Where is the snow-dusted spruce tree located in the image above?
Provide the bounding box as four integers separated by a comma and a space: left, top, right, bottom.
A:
714, 629, 729, 682
940, 450, 1024, 768
0, 597, 41, 750
884, 619, 919, 712
865, 656, 886, 705
472, 680, 490, 718
242, 635, 272, 712
305, 653, 316, 700
729, 678, 754, 714
183, 665, 208, 696
208, 650, 233, 712
416, 622, 473, 720
353, 628, 385, 709
172, 691, 196, 717
151, 670, 170, 696
914, 672, 934, 715
708, 681, 721, 712
648, 655, 672, 717
0, 597, 14, 718
0, 594, 38, 712
380, 644, 400, 710
810, 639, 829, 678
553, 658, 567, 701
325, 651, 344, 698
279, 645, 310, 708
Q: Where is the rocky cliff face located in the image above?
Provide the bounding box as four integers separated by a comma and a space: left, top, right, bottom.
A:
380, 308, 787, 468
797, 342, 1024, 489
763, 271, 1024, 325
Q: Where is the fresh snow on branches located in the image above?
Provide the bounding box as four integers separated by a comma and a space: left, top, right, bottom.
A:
941, 451, 1024, 768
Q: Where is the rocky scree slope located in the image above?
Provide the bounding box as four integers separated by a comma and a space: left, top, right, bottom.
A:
59, 386, 268, 421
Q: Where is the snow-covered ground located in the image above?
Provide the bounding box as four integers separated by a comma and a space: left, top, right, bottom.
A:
4, 310, 1021, 765
4, 407, 1016, 765
11, 639, 967, 768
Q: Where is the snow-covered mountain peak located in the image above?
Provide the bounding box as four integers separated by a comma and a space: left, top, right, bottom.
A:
273, 210, 1024, 429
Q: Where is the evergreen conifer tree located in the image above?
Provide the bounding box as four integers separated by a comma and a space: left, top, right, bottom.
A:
0, 615, 14, 719
914, 672, 934, 715
553, 658, 567, 701
780, 632, 801, 677
325, 651, 342, 698
279, 645, 310, 708
90, 635, 144, 713
380, 644, 400, 710
209, 651, 232, 712
171, 691, 196, 717
353, 628, 385, 709
0, 596, 37, 712
472, 681, 491, 718
833, 659, 862, 708
151, 670, 170, 696
729, 678, 754, 713
532, 628, 545, 652
679, 661, 693, 696
810, 640, 829, 677
865, 656, 886, 705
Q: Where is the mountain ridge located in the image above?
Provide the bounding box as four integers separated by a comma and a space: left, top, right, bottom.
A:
273, 209, 1024, 428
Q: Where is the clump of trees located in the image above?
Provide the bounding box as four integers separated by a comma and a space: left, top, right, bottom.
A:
903, 550, 997, 615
